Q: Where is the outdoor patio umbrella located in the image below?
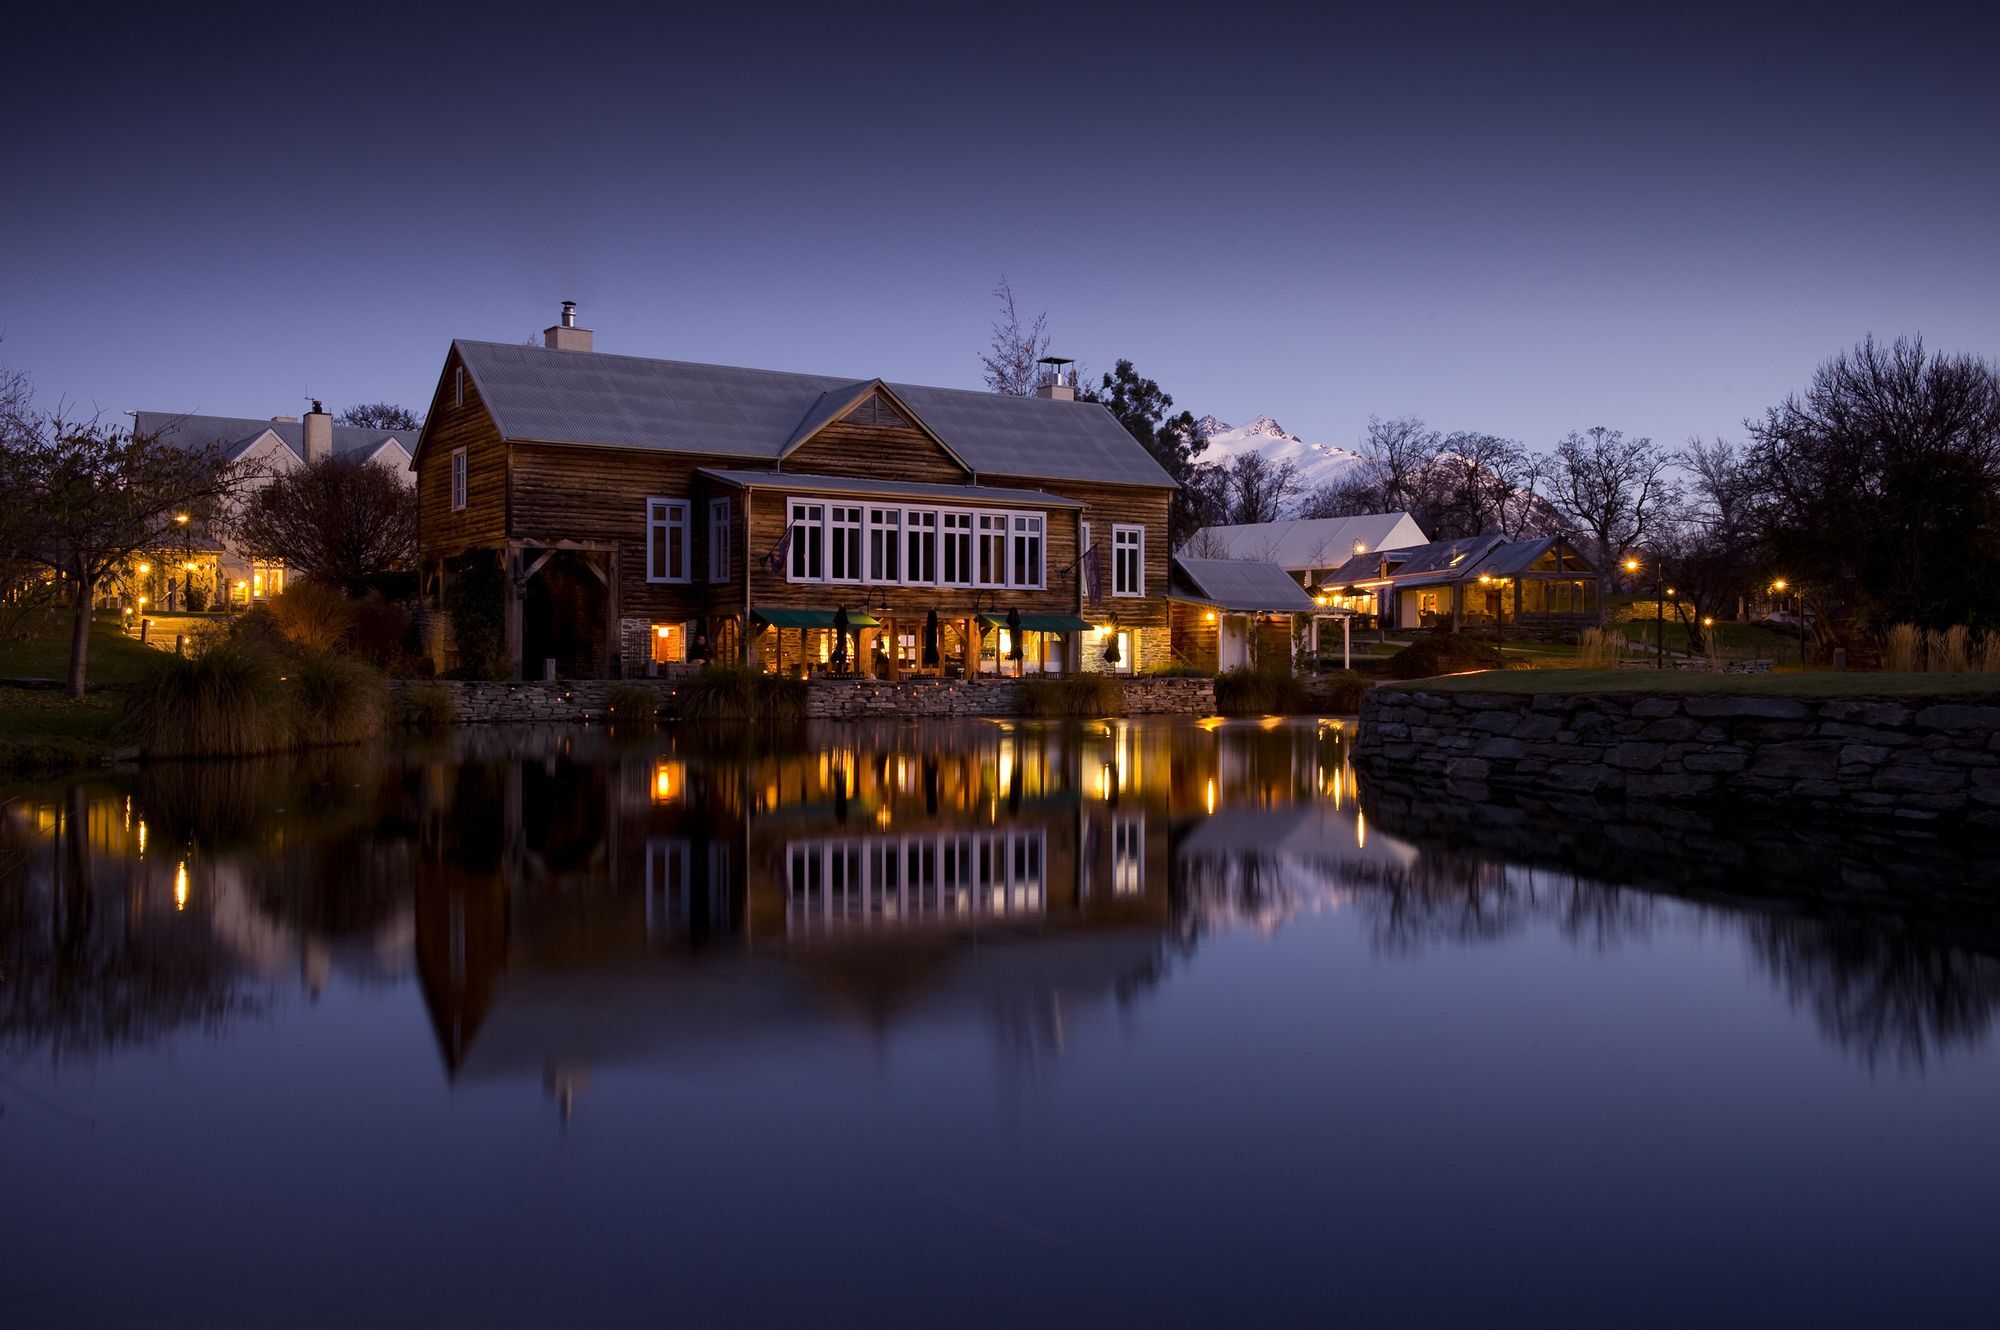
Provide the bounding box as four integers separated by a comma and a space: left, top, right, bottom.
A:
690, 616, 709, 663
922, 609, 941, 667
1103, 630, 1122, 666
831, 606, 850, 670
1006, 607, 1023, 662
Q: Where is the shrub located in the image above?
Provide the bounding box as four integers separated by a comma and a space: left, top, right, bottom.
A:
266, 581, 356, 654
1884, 622, 1921, 672
676, 666, 808, 722
1145, 661, 1212, 678
400, 683, 457, 732
606, 684, 660, 722
290, 651, 386, 747
1021, 674, 1125, 717
346, 592, 415, 669
185, 580, 210, 613
1214, 667, 1310, 715
1384, 632, 1507, 680
121, 640, 296, 757
444, 559, 508, 679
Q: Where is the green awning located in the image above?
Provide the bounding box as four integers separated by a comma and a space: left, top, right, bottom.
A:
753, 608, 881, 629
977, 613, 1093, 632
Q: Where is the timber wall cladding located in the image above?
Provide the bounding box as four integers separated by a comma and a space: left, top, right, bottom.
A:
417, 349, 509, 555
783, 407, 969, 482
1000, 477, 1174, 628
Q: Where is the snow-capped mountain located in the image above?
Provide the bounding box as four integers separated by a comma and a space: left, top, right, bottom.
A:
1195, 415, 1362, 493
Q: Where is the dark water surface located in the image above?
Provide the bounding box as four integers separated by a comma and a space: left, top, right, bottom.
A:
4, 718, 1999, 1329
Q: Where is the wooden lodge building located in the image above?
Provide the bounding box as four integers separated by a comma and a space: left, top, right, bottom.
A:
1319, 532, 1601, 631
412, 306, 1177, 679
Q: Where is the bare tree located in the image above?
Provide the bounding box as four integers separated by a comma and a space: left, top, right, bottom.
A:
1225, 452, 1302, 524
1542, 426, 1679, 620
13, 416, 245, 696
979, 275, 1051, 396
232, 454, 419, 592
336, 402, 422, 430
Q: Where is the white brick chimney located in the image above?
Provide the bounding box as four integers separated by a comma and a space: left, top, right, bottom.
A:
303, 400, 332, 464
544, 300, 593, 352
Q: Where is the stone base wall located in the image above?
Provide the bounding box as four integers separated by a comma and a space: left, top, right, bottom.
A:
388, 673, 1215, 725
1355, 687, 2000, 825
1079, 624, 1171, 675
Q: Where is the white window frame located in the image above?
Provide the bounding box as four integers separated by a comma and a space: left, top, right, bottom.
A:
646, 497, 691, 583
454, 367, 464, 408
1113, 524, 1144, 597
868, 507, 902, 584
707, 497, 732, 584
449, 448, 467, 511
976, 512, 1009, 589
1010, 513, 1044, 589
904, 508, 937, 586
827, 503, 864, 584
789, 500, 825, 582
1112, 814, 1145, 897
941, 511, 974, 588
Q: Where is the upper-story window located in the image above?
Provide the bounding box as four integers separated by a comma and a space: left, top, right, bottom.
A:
708, 497, 732, 583
976, 514, 1008, 588
454, 367, 464, 408
1011, 515, 1043, 589
828, 505, 863, 583
450, 448, 467, 511
789, 501, 825, 581
868, 508, 901, 583
647, 498, 690, 582
905, 509, 936, 585
941, 512, 973, 587
1113, 525, 1144, 596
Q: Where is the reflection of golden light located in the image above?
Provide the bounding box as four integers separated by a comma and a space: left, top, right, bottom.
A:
1332, 770, 1344, 808
874, 805, 893, 828
1356, 809, 1367, 849
651, 761, 683, 803
1204, 777, 1216, 815
174, 860, 188, 911
137, 819, 147, 858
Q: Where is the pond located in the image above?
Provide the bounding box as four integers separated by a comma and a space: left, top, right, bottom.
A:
4, 718, 1999, 1328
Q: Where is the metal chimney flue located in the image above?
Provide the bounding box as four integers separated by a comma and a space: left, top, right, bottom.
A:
1034, 356, 1076, 401
544, 301, 593, 352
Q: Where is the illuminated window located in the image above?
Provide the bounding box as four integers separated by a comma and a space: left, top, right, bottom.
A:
250, 560, 285, 599
651, 622, 686, 663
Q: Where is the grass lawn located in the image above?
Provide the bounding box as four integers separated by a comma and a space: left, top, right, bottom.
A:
0, 609, 170, 686
0, 686, 124, 771
1619, 617, 1800, 660
1384, 668, 2000, 697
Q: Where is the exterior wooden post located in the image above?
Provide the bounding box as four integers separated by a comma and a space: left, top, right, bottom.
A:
1450, 581, 1462, 634
886, 617, 900, 680
604, 548, 621, 678
502, 546, 522, 681
742, 491, 756, 667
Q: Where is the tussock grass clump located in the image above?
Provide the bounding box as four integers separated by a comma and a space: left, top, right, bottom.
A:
1935, 625, 1972, 673
677, 666, 808, 722
291, 652, 386, 747
399, 683, 457, 732
1577, 627, 1620, 668
1022, 674, 1126, 718
1214, 667, 1311, 715
122, 641, 295, 757
1144, 662, 1212, 679
1884, 623, 1921, 672
606, 684, 661, 722
1981, 633, 2000, 675
1312, 670, 1371, 713
267, 582, 356, 654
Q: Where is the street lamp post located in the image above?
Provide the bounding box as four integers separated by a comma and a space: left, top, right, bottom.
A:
175, 514, 191, 614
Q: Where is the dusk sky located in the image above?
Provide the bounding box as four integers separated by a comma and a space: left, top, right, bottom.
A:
7, 2, 1997, 453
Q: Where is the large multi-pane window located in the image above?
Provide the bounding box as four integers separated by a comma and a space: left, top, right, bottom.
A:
941, 512, 974, 587
708, 497, 732, 583
976, 514, 1007, 587
789, 501, 824, 580
828, 505, 863, 582
646, 498, 690, 583
905, 510, 937, 584
868, 508, 901, 583
781, 497, 1053, 590
1113, 524, 1144, 596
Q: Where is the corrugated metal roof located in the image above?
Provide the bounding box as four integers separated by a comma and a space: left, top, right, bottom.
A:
134, 411, 416, 466
1187, 513, 1429, 570
1324, 533, 1505, 584
698, 468, 1086, 508
451, 340, 1176, 489
1170, 556, 1317, 613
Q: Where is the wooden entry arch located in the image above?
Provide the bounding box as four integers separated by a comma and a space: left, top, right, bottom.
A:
506, 538, 620, 679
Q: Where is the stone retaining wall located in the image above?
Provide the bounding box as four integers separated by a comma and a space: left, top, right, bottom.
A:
1355, 686, 2000, 825
387, 675, 1215, 725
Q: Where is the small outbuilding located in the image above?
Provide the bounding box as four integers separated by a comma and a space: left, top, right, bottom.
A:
1168, 556, 1317, 673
